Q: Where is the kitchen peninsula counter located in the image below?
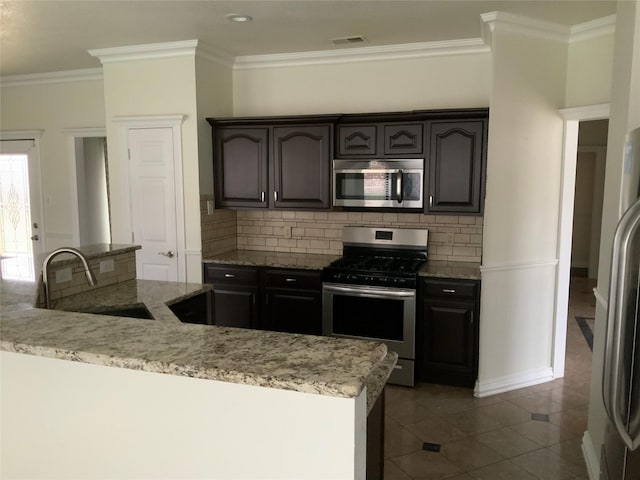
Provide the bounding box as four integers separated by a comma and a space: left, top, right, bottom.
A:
1, 278, 395, 411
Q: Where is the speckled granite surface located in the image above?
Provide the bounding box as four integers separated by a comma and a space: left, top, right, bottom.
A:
205, 249, 481, 280
1, 278, 394, 411
419, 260, 481, 280
36, 243, 140, 267
203, 249, 339, 271
50, 279, 211, 324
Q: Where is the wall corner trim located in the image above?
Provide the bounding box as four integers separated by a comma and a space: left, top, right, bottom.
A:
474, 367, 554, 397
581, 431, 601, 480
89, 40, 199, 64
481, 11, 615, 45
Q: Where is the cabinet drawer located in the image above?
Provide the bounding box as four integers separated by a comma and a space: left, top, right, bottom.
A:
204, 264, 259, 285
263, 269, 321, 290
384, 123, 423, 155
422, 279, 477, 299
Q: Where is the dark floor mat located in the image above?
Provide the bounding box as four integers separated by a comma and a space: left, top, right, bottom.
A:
575, 316, 594, 351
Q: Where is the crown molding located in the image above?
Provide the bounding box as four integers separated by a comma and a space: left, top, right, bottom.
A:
0, 68, 103, 87
570, 14, 616, 42
233, 38, 489, 70
481, 11, 615, 46
89, 39, 199, 64
481, 11, 570, 44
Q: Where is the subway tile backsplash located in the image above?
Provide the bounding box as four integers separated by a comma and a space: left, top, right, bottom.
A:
201, 196, 482, 262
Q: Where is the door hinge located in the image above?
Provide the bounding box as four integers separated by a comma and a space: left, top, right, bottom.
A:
128, 148, 131, 160
132, 232, 135, 243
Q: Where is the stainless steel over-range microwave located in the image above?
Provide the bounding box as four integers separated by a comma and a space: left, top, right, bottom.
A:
332, 158, 424, 208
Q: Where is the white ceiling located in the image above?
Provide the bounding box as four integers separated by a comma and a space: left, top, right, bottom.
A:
0, 0, 617, 77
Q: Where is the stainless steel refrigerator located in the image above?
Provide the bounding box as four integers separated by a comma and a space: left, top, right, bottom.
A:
601, 127, 640, 479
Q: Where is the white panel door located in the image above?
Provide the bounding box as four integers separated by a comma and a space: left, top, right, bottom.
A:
128, 128, 178, 281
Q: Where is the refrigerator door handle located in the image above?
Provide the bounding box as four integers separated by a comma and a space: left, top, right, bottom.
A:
603, 197, 640, 451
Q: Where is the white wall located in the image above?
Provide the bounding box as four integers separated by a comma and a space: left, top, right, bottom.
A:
565, 34, 615, 108
478, 26, 569, 395
586, 0, 640, 470
195, 55, 234, 196
0, 79, 105, 249
78, 137, 110, 245
1, 351, 365, 479
232, 53, 491, 115
102, 56, 202, 282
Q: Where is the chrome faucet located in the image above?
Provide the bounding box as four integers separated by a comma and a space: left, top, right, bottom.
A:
42, 247, 97, 308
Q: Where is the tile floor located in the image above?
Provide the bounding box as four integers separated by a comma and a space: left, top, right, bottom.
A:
384, 276, 597, 480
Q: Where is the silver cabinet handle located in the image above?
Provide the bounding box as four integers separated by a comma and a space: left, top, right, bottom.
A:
603, 197, 640, 451
285, 278, 297, 282
274, 191, 279, 202
158, 250, 175, 258
224, 273, 236, 278
396, 170, 403, 204
261, 191, 265, 203
442, 289, 456, 293
429, 195, 434, 207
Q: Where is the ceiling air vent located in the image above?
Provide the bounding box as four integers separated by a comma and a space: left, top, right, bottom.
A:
331, 36, 368, 46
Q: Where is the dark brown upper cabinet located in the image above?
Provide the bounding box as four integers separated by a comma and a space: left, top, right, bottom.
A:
214, 127, 269, 209
208, 115, 338, 210
425, 119, 487, 215
336, 122, 423, 158
272, 126, 331, 209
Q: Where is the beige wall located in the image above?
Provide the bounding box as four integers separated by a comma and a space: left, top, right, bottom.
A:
0, 79, 105, 249
478, 27, 569, 393
101, 56, 202, 282
233, 53, 491, 116
195, 56, 234, 195
565, 33, 615, 108
587, 0, 640, 466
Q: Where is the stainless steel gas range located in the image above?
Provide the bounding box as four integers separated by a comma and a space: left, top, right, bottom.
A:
322, 227, 428, 386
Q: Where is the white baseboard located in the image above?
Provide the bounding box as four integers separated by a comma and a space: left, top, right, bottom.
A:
582, 431, 600, 480
474, 367, 554, 397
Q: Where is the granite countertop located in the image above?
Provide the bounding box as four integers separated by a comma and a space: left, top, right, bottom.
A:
1, 277, 395, 413
420, 260, 481, 280
203, 249, 339, 271
205, 249, 481, 280
50, 279, 212, 324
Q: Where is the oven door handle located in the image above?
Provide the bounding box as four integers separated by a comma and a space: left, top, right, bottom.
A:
323, 283, 415, 298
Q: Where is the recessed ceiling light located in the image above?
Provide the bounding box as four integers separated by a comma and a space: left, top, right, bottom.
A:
225, 14, 253, 23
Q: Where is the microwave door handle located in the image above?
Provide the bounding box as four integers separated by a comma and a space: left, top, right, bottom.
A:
397, 170, 403, 204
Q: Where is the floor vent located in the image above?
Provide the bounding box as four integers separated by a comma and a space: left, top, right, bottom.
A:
531, 413, 550, 422
422, 442, 441, 452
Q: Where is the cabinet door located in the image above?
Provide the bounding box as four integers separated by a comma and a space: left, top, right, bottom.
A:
337, 124, 377, 156
272, 125, 331, 209
426, 120, 486, 214
263, 289, 322, 335
214, 127, 269, 208
420, 297, 477, 387
383, 123, 423, 156
212, 286, 259, 329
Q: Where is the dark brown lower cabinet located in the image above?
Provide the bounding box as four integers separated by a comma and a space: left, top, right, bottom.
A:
203, 264, 260, 329
262, 268, 322, 335
419, 278, 480, 387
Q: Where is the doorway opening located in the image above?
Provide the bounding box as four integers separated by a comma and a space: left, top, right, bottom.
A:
67, 130, 111, 247
0, 135, 45, 281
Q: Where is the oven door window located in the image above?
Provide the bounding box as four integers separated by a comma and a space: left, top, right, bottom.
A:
332, 294, 404, 341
